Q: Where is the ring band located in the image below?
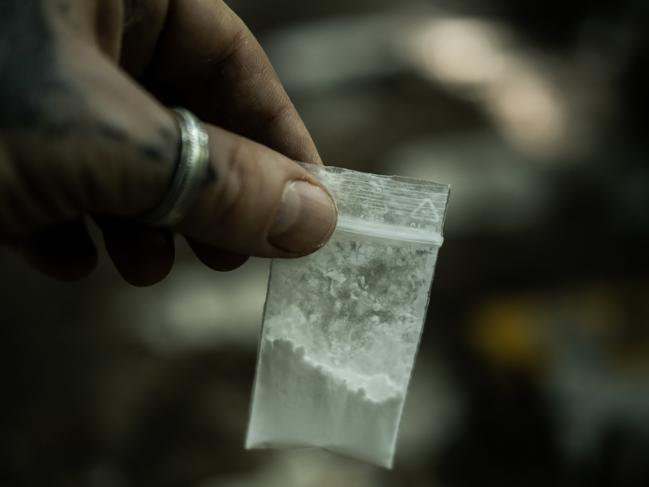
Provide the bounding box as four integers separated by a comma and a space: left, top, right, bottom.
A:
142, 107, 210, 227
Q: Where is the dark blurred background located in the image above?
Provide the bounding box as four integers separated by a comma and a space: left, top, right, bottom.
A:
1, 0, 648, 485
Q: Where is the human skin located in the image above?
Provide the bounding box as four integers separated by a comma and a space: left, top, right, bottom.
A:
0, 0, 337, 285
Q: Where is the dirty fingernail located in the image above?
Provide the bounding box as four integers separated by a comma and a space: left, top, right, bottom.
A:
268, 180, 337, 254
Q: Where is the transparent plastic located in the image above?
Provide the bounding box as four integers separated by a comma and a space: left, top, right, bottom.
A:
246, 164, 450, 467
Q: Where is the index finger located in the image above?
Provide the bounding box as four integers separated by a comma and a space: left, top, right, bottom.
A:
132, 0, 322, 165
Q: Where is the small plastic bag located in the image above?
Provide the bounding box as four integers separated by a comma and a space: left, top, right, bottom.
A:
246, 163, 449, 468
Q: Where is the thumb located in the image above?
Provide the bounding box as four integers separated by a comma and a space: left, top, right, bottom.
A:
177, 123, 337, 257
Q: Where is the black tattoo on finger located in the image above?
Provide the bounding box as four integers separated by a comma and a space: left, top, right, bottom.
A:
0, 0, 177, 166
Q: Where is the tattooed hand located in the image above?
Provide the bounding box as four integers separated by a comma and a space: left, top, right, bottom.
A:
0, 0, 336, 285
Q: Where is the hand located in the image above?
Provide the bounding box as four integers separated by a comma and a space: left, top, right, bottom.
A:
0, 0, 337, 285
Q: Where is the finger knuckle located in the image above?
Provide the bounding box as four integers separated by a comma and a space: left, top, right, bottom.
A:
210, 135, 248, 227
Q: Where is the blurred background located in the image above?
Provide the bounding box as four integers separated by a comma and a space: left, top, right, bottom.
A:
1, 0, 648, 485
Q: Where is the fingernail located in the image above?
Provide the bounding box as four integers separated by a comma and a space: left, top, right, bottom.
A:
269, 180, 337, 253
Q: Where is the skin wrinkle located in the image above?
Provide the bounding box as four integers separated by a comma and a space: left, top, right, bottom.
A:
95, 122, 171, 163
125, 0, 171, 78
181, 25, 251, 127
93, 0, 123, 60
120, 0, 170, 78
210, 133, 247, 227
220, 43, 291, 136
204, 161, 217, 186
253, 100, 297, 148
207, 46, 313, 162
204, 34, 279, 131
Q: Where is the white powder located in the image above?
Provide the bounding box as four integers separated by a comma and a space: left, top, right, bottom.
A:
246, 337, 404, 468
244, 230, 440, 468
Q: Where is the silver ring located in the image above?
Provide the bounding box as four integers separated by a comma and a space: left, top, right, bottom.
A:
142, 107, 210, 227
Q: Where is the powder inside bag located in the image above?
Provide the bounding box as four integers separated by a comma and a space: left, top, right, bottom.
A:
246, 164, 449, 468
246, 230, 440, 467
247, 337, 403, 467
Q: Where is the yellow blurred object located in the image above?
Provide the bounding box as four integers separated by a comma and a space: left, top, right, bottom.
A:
469, 299, 546, 371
